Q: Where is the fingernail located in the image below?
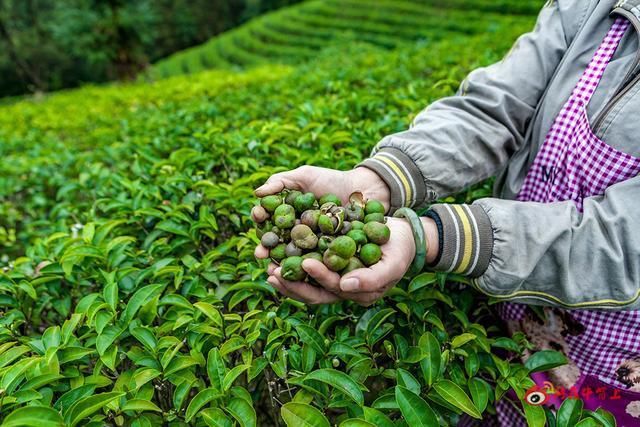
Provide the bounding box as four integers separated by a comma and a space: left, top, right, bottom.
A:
341, 278, 359, 291
254, 185, 265, 194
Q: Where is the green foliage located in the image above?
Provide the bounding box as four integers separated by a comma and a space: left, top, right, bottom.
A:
0, 5, 611, 426
0, 0, 301, 97
151, 0, 543, 78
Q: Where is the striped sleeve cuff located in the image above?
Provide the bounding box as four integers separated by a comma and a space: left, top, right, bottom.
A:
356, 147, 429, 211
427, 204, 494, 278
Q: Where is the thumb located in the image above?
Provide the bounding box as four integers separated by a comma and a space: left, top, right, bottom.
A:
254, 169, 305, 197
339, 258, 402, 293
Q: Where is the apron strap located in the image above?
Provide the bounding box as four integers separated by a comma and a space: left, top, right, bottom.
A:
571, 17, 630, 106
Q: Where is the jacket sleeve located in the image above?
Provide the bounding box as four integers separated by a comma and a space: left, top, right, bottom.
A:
425, 176, 640, 310
358, 0, 585, 210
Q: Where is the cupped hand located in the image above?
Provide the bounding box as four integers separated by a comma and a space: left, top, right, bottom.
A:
253, 165, 390, 213
259, 217, 416, 306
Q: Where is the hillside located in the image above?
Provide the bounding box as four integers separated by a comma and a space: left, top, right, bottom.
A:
151, 0, 542, 78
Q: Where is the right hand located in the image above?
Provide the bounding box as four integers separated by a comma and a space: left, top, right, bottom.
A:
253, 165, 390, 212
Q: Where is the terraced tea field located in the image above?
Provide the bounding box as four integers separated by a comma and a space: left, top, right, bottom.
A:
151, 0, 542, 78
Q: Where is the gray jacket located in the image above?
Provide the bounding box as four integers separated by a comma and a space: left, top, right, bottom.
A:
360, 0, 640, 310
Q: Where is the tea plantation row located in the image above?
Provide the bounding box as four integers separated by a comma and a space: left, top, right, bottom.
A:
0, 17, 612, 427
150, 0, 542, 78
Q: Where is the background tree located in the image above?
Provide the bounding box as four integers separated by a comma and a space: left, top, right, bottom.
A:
0, 0, 301, 97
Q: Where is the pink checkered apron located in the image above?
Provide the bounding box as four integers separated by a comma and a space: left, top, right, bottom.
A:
494, 17, 640, 426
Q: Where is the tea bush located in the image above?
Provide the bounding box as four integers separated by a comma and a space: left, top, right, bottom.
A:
0, 8, 614, 427
150, 0, 542, 78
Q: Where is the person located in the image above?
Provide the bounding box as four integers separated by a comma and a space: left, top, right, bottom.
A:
254, 0, 640, 424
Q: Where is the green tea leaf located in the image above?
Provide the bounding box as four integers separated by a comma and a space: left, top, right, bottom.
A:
201, 408, 233, 427
525, 350, 568, 373
304, 369, 364, 406
223, 364, 250, 391
65, 391, 125, 427
207, 348, 226, 392
432, 380, 481, 419
395, 385, 438, 426
295, 324, 326, 355
362, 407, 394, 427
225, 397, 256, 427
523, 401, 547, 427
419, 332, 441, 387
556, 398, 583, 427
185, 388, 221, 422
122, 399, 162, 412
2, 406, 64, 427
281, 402, 330, 427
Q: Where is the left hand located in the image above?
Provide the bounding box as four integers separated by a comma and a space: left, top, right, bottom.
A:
259, 217, 421, 306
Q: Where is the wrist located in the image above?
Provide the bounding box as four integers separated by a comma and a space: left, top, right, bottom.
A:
349, 167, 391, 213
420, 217, 440, 264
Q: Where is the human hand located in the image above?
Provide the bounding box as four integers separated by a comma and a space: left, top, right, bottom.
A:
253, 165, 390, 213
258, 216, 438, 306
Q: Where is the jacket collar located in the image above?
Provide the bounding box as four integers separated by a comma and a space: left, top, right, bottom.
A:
611, 0, 640, 20
615, 0, 640, 14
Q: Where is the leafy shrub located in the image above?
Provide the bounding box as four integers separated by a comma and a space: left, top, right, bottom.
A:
0, 22, 611, 427
150, 0, 541, 78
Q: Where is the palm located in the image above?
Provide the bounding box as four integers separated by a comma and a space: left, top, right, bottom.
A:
260, 217, 415, 306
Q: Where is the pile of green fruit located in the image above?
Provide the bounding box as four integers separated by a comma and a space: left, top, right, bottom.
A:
253, 191, 390, 281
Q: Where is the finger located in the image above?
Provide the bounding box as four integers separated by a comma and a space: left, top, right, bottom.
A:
251, 206, 270, 223
255, 169, 305, 197
351, 291, 385, 307
274, 267, 342, 304
339, 258, 403, 293
254, 245, 270, 259
267, 262, 278, 275
267, 276, 297, 299
302, 259, 341, 293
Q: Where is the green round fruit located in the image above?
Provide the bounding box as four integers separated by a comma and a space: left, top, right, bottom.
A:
261, 231, 280, 249
275, 215, 295, 230
318, 214, 337, 235
363, 221, 390, 245
360, 243, 382, 266
294, 192, 317, 213
270, 243, 286, 262
319, 194, 341, 206
256, 219, 273, 238
318, 236, 333, 252
260, 195, 283, 213
351, 220, 365, 230
347, 229, 367, 246
340, 221, 352, 235
323, 250, 350, 272
345, 204, 364, 222
285, 241, 302, 257
364, 213, 385, 223
342, 257, 365, 274
301, 209, 321, 231
273, 204, 296, 229
285, 190, 303, 205
365, 200, 385, 215
291, 224, 318, 250
302, 252, 323, 263
281, 256, 306, 281
274, 203, 295, 217
329, 235, 357, 259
